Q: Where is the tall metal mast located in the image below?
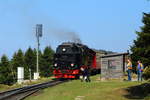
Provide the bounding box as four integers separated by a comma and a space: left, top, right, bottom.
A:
36, 24, 42, 79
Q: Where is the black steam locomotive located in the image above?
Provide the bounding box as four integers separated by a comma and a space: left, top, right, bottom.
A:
53, 42, 97, 78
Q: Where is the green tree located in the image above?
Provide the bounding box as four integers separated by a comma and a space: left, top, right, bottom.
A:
131, 13, 150, 67
24, 47, 36, 79
40, 46, 54, 77
11, 49, 25, 81
0, 55, 13, 85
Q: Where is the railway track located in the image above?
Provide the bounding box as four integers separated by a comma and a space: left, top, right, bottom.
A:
0, 80, 66, 100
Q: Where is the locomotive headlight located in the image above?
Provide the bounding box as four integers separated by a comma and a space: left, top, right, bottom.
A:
54, 63, 57, 67
71, 63, 74, 67
62, 48, 66, 52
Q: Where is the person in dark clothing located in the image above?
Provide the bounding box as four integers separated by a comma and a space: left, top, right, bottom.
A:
80, 67, 84, 82
83, 67, 91, 82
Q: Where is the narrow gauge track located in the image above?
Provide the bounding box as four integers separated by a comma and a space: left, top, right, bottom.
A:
0, 80, 66, 100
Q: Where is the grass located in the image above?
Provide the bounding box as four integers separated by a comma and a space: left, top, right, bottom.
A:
25, 75, 150, 100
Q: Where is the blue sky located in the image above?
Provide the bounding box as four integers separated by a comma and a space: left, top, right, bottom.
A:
0, 0, 150, 58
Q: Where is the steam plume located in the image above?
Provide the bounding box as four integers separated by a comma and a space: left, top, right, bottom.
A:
49, 29, 82, 44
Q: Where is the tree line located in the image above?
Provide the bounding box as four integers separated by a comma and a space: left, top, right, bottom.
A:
0, 46, 54, 85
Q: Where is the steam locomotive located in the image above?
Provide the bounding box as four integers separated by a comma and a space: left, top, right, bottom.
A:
53, 42, 98, 78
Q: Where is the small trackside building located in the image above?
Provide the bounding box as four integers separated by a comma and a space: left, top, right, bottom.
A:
101, 53, 129, 80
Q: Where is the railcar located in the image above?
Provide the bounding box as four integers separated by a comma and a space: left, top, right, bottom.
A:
53, 42, 98, 78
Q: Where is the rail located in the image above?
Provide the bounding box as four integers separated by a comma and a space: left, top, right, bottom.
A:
0, 80, 66, 100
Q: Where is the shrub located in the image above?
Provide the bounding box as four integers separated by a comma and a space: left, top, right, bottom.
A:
143, 66, 150, 80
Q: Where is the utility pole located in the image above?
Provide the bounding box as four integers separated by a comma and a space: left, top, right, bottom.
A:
35, 24, 42, 79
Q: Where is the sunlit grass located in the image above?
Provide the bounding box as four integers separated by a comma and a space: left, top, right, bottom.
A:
25, 75, 149, 100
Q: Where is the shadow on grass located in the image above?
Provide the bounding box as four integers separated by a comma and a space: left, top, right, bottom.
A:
123, 83, 150, 99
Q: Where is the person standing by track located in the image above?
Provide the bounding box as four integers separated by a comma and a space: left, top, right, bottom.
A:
127, 59, 132, 81
80, 67, 85, 82
137, 60, 144, 82
83, 67, 91, 82
80, 66, 91, 82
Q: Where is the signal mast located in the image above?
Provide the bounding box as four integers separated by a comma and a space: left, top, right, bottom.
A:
35, 24, 42, 79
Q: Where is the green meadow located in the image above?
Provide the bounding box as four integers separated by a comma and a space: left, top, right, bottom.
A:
25, 75, 150, 100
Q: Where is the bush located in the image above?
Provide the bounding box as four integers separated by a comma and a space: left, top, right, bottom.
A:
143, 66, 150, 80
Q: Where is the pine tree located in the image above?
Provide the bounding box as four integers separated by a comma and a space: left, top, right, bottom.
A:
11, 49, 25, 81
131, 13, 150, 66
11, 52, 17, 80
40, 46, 54, 77
24, 47, 36, 79
0, 55, 13, 85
